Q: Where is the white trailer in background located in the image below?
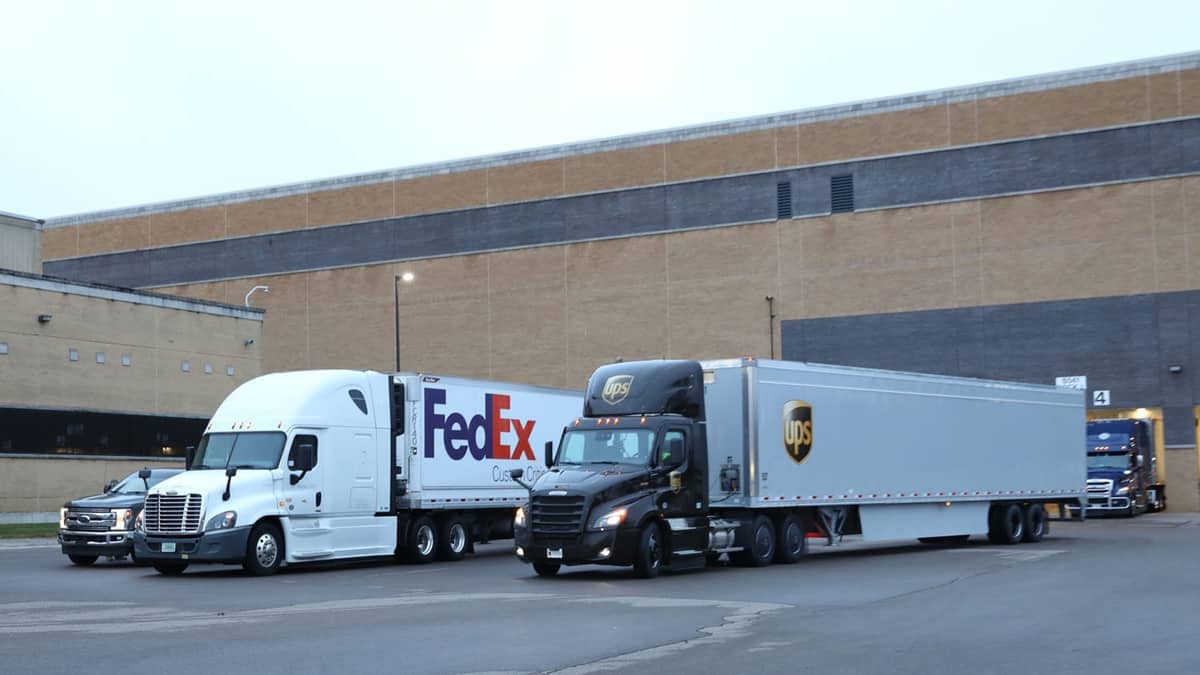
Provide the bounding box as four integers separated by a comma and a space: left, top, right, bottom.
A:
134, 370, 581, 575
514, 358, 1087, 577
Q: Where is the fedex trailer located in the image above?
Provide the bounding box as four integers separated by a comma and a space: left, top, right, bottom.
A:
133, 370, 580, 575
513, 358, 1087, 578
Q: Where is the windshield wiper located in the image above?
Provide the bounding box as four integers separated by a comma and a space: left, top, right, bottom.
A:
588, 461, 621, 465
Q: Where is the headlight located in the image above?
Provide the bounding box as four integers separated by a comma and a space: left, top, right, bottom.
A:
59, 507, 67, 529
134, 510, 144, 532
1116, 486, 1130, 495
590, 507, 627, 530
112, 508, 134, 531
205, 511, 237, 531
514, 506, 527, 528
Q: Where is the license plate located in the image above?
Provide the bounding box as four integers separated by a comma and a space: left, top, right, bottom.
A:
161, 542, 176, 553
546, 548, 563, 559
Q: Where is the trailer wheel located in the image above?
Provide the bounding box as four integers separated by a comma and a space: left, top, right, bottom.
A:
775, 514, 807, 564
437, 516, 469, 562
1022, 504, 1048, 543
406, 515, 438, 564
532, 561, 560, 577
68, 554, 98, 566
243, 521, 284, 576
987, 503, 1025, 545
733, 515, 775, 567
633, 521, 665, 579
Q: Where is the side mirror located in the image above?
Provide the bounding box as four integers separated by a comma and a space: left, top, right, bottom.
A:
289, 443, 316, 472
184, 446, 196, 470
664, 437, 685, 468
509, 468, 532, 491
138, 468, 152, 491
544, 440, 554, 469
103, 479, 118, 493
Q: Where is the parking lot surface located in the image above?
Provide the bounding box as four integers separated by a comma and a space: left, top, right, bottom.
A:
2, 515, 1198, 674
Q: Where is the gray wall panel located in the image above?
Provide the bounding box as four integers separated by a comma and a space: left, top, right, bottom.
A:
45, 117, 1200, 288
782, 291, 1200, 444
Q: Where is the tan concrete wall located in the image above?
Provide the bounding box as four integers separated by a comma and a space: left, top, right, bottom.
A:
0, 284, 262, 417
45, 68, 1200, 262
1164, 447, 1200, 512
133, 176, 1199, 390
0, 457, 182, 515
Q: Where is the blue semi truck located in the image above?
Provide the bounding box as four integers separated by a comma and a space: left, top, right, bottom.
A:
1071, 418, 1167, 516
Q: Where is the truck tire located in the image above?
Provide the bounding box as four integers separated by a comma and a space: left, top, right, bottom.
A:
243, 521, 284, 576
406, 515, 437, 564
987, 503, 1024, 545
68, 554, 98, 566
1022, 504, 1048, 543
732, 515, 775, 567
152, 560, 188, 575
532, 561, 560, 577
775, 514, 807, 564
437, 516, 469, 562
633, 521, 665, 579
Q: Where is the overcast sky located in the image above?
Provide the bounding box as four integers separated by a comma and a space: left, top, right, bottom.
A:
2, 1, 1198, 219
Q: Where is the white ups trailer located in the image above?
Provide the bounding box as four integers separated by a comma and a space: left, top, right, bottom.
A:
513, 358, 1086, 578
134, 370, 581, 575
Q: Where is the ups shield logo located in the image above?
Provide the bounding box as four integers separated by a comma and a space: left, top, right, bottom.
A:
602, 375, 634, 405
783, 401, 813, 464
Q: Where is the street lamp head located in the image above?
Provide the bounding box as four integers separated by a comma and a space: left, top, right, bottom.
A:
400, 272, 415, 283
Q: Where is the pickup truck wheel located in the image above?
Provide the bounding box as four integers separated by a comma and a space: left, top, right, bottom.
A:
1022, 504, 1047, 542
243, 522, 284, 576
775, 514, 807, 564
406, 515, 437, 564
436, 517, 469, 562
532, 561, 560, 577
987, 503, 1025, 545
68, 554, 98, 566
633, 521, 665, 579
152, 561, 188, 575
733, 515, 775, 567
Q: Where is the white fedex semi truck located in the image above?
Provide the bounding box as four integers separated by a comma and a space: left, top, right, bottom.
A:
133, 370, 580, 575
513, 358, 1087, 578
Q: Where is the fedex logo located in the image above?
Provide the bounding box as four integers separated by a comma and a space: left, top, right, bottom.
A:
424, 388, 537, 461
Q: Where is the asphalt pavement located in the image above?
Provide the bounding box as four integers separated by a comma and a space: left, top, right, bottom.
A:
2, 514, 1198, 674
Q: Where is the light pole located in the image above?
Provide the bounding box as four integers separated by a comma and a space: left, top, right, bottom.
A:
394, 272, 415, 371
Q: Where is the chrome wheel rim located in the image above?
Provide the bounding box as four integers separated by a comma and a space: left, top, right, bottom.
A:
416, 524, 435, 557
449, 523, 466, 553
647, 528, 661, 568
255, 533, 278, 568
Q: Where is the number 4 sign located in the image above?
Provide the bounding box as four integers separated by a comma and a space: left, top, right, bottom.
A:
1092, 390, 1111, 406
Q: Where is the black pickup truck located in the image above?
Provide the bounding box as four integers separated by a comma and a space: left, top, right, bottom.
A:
59, 468, 182, 566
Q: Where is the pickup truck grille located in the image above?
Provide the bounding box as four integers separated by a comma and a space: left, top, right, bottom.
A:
1087, 479, 1113, 495
530, 495, 586, 538
65, 508, 115, 532
144, 493, 203, 535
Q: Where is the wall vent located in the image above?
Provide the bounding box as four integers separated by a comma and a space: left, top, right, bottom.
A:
776, 182, 793, 220
831, 174, 855, 213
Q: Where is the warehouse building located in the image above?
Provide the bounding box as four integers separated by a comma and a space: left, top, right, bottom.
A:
33, 51, 1200, 511
0, 215, 263, 519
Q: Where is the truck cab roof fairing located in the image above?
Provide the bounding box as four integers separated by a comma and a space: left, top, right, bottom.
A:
583, 360, 705, 420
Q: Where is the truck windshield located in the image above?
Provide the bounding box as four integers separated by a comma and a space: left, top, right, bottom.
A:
192, 432, 286, 470
1087, 454, 1132, 470
557, 429, 657, 466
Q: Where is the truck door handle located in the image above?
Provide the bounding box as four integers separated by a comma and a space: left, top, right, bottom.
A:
316, 491, 322, 507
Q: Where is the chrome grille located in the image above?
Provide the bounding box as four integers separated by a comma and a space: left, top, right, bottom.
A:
530, 494, 586, 538
144, 493, 203, 534
65, 509, 114, 532
1087, 479, 1113, 495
